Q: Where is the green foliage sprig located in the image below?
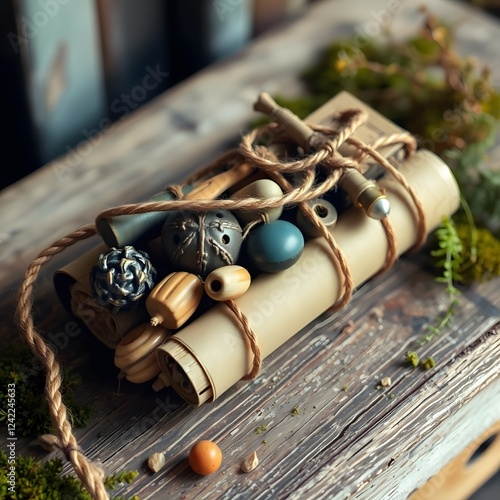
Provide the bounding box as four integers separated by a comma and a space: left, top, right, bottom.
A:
0, 343, 92, 437
422, 216, 463, 344
0, 451, 139, 500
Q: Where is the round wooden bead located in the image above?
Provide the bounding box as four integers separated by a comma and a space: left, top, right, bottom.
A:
245, 220, 304, 273
161, 210, 243, 277
296, 198, 338, 238
204, 265, 251, 301
146, 271, 205, 329
231, 179, 283, 224
114, 323, 170, 383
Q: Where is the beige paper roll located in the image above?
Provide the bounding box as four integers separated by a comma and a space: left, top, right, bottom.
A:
54, 244, 149, 348
156, 149, 461, 405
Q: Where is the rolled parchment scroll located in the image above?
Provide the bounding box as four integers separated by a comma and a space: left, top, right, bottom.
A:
156, 149, 461, 405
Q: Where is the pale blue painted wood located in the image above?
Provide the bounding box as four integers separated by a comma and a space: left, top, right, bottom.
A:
20, 0, 107, 163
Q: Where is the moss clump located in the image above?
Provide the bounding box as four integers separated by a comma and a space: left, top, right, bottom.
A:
0, 451, 139, 500
421, 357, 436, 371
455, 220, 500, 284
0, 343, 92, 437
405, 351, 420, 368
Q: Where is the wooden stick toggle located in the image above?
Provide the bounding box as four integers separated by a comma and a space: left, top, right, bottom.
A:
254, 92, 390, 220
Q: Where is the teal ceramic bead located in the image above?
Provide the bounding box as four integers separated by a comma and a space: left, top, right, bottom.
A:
245, 220, 304, 273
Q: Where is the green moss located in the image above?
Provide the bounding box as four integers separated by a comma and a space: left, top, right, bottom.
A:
405, 351, 420, 368
255, 425, 268, 434
455, 220, 500, 284
299, 21, 499, 160
0, 343, 92, 437
0, 451, 139, 500
421, 357, 436, 371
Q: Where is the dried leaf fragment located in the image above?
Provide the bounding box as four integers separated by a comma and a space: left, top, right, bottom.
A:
241, 451, 259, 473
380, 377, 392, 387
148, 452, 166, 473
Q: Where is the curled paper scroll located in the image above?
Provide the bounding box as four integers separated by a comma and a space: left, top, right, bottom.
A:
156, 149, 460, 405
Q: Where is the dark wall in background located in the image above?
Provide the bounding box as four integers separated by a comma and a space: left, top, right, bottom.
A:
2, 1, 498, 192
0, 0, 316, 192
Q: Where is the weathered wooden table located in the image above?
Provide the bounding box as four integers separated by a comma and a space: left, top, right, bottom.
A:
1, 0, 500, 499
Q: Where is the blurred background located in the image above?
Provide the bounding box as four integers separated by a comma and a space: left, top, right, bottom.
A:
0, 0, 498, 191
0, 0, 317, 191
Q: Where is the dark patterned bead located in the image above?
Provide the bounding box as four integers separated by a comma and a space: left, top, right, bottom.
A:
161, 210, 243, 277
90, 246, 156, 313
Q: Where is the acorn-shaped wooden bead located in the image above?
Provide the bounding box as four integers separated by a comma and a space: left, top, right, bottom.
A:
114, 323, 170, 383
204, 265, 251, 301
231, 179, 283, 224
146, 271, 204, 329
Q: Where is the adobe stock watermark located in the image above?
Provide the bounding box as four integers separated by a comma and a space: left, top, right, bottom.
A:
11, 295, 104, 382
407, 388, 500, 499
7, 0, 73, 55
246, 245, 328, 329
412, 415, 500, 499
52, 64, 169, 182
338, 0, 405, 59
418, 93, 496, 154
121, 392, 181, 443
214, 0, 245, 21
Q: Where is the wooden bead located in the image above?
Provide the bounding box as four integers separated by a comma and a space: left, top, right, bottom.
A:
231, 179, 283, 224
114, 323, 170, 383
204, 265, 251, 301
146, 271, 204, 329
296, 198, 338, 238
245, 220, 304, 273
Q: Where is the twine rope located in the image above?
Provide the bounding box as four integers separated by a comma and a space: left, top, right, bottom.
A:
16, 225, 108, 500
15, 110, 423, 499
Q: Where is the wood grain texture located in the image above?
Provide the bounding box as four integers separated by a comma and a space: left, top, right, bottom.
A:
1, 0, 500, 499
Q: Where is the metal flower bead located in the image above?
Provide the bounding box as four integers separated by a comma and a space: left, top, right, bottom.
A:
161, 210, 243, 277
90, 245, 157, 313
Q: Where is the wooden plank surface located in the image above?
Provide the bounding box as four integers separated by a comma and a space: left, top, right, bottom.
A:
1, 0, 500, 499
